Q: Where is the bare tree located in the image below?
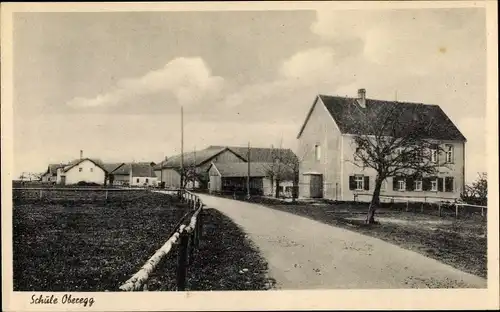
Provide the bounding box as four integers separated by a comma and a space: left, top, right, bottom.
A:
461, 172, 487, 206
262, 144, 304, 201
350, 103, 446, 224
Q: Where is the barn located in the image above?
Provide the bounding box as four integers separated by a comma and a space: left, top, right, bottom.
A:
207, 162, 287, 196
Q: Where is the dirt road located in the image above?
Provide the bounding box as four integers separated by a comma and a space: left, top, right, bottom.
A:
197, 194, 487, 289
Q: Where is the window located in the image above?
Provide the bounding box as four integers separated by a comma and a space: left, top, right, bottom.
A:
136, 178, 140, 183
314, 144, 321, 161
445, 177, 454, 192
431, 179, 438, 192
397, 179, 406, 191
445, 145, 454, 163
79, 168, 82, 172
349, 175, 369, 191
354, 176, 364, 190
146, 178, 149, 183
90, 168, 93, 172
431, 149, 438, 163
414, 180, 423, 191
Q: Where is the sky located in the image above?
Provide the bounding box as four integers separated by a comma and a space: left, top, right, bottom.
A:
12, 8, 487, 183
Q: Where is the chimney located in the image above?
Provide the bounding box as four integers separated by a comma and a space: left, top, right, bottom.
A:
80, 150, 83, 160
357, 88, 366, 108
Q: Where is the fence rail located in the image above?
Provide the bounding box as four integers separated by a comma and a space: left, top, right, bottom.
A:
353, 192, 487, 218
12, 187, 151, 201
119, 189, 204, 291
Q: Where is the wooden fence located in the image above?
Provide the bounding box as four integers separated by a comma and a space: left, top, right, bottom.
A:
353, 193, 487, 218
119, 189, 204, 291
12, 187, 147, 201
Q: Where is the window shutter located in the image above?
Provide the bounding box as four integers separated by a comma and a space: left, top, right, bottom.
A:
445, 177, 454, 192
422, 177, 431, 191
438, 177, 444, 192
392, 177, 398, 190
364, 176, 370, 190
407, 177, 414, 191
349, 176, 355, 190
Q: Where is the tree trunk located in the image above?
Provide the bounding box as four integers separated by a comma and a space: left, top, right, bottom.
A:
366, 177, 383, 224
275, 179, 281, 198
292, 172, 298, 203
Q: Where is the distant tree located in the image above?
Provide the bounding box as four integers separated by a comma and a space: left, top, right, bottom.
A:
350, 104, 447, 224
461, 172, 487, 206
262, 144, 303, 201
181, 162, 201, 190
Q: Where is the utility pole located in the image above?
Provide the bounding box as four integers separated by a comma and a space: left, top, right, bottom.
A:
180, 106, 184, 190
246, 141, 251, 199
193, 146, 196, 189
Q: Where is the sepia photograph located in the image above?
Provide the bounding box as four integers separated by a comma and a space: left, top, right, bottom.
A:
1, 1, 498, 311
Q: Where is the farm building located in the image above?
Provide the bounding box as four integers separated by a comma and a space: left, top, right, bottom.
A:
207, 162, 295, 197
296, 89, 466, 203
41, 164, 65, 183
56, 158, 108, 185
155, 145, 297, 194
109, 162, 157, 187
154, 146, 246, 189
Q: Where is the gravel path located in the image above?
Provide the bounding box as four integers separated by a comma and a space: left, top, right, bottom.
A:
197, 194, 487, 289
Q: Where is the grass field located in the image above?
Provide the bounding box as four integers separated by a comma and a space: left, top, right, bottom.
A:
13, 190, 273, 291
221, 194, 487, 279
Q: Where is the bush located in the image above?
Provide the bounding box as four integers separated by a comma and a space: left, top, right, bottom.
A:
76, 181, 100, 186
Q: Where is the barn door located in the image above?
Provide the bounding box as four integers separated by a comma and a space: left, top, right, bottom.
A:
309, 174, 323, 198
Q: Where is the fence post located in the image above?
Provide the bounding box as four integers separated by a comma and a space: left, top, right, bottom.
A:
188, 230, 195, 265
438, 203, 441, 217
406, 201, 409, 212
420, 202, 424, 213
176, 231, 189, 291
455, 204, 459, 219
481, 206, 484, 217
39, 189, 43, 200
198, 207, 204, 242
105, 190, 109, 200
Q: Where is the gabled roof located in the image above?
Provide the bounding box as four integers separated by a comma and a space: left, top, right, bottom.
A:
207, 145, 297, 163
156, 146, 245, 169
209, 161, 295, 180
46, 164, 65, 176
111, 163, 130, 175
63, 158, 108, 173
209, 162, 270, 178
102, 163, 125, 173
131, 163, 157, 178
111, 162, 157, 177
297, 94, 466, 142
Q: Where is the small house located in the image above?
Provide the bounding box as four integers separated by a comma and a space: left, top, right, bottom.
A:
56, 158, 108, 185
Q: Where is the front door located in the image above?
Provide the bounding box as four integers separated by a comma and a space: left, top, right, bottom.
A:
309, 174, 323, 198
60, 175, 66, 185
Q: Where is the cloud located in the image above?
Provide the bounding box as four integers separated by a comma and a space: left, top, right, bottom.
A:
67, 57, 224, 109
311, 9, 486, 74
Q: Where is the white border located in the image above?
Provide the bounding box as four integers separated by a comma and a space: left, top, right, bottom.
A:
2, 1, 498, 311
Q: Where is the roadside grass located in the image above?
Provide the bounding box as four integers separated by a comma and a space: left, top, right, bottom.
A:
13, 190, 274, 291
213, 194, 487, 279
147, 208, 276, 291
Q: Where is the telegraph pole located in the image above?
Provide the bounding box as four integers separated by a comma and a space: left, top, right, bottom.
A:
246, 141, 251, 199
180, 106, 184, 190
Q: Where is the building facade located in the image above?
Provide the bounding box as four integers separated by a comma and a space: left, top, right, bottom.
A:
297, 90, 466, 203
